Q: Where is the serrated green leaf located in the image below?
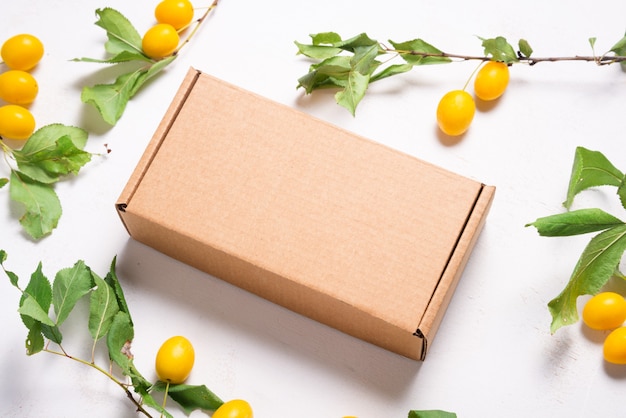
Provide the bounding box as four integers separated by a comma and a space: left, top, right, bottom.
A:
73, 50, 150, 64
88, 273, 120, 342
334, 32, 380, 52
548, 224, 626, 333
19, 124, 89, 155
104, 256, 132, 323
40, 323, 63, 344
94, 8, 143, 56
335, 70, 370, 116
297, 56, 352, 93
518, 39, 533, 58
82, 56, 175, 125
81, 69, 141, 125
310, 32, 342, 45
19, 294, 55, 327
0, 178, 7, 188
15, 135, 92, 184
22, 262, 52, 313
294, 41, 342, 60
351, 45, 380, 75
370, 63, 414, 82
390, 39, 452, 65
152, 382, 224, 414
619, 180, 626, 210
9, 170, 62, 239
107, 311, 134, 373
409, 410, 457, 418
18, 262, 55, 350
0, 250, 20, 287
480, 36, 519, 63
52, 261, 93, 326
526, 208, 624, 237
563, 147, 624, 209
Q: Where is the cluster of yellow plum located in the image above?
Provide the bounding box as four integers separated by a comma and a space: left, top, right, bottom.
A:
142, 0, 196, 60
436, 61, 510, 137
0, 33, 44, 141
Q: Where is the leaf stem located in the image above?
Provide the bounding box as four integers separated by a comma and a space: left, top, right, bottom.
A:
43, 347, 155, 418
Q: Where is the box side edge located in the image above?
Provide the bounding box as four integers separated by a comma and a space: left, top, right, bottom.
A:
115, 67, 202, 232
417, 184, 496, 359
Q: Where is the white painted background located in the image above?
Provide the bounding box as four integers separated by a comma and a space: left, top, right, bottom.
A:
2, 1, 626, 417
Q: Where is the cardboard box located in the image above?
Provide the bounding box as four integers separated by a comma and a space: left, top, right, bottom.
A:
116, 68, 495, 360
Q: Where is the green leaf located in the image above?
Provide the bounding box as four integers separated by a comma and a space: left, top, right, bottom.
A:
480, 36, 519, 63
334, 32, 380, 52
9, 170, 62, 239
152, 382, 224, 414
409, 410, 457, 418
107, 311, 135, 373
619, 179, 626, 210
19, 294, 56, 327
609, 32, 626, 71
526, 208, 624, 237
563, 147, 624, 209
297, 55, 352, 93
335, 70, 370, 116
389, 39, 452, 65
93, 8, 143, 57
311, 32, 342, 45
25, 322, 45, 355
14, 135, 92, 184
351, 45, 381, 75
0, 250, 20, 287
548, 224, 626, 333
294, 41, 342, 60
88, 273, 120, 342
73, 51, 150, 64
21, 263, 52, 314
371, 63, 415, 82
19, 124, 89, 155
40, 323, 63, 344
518, 39, 533, 58
104, 256, 132, 322
52, 261, 93, 326
0, 177, 7, 188
81, 56, 175, 125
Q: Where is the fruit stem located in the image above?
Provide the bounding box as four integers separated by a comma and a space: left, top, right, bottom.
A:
173, 0, 219, 56
160, 380, 170, 418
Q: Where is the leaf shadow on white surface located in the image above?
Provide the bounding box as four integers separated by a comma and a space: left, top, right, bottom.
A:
115, 238, 422, 401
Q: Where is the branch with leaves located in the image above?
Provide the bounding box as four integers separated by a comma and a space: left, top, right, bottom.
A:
0, 125, 93, 239
527, 147, 626, 333
1, 248, 458, 418
295, 32, 626, 115
74, 1, 218, 126
0, 250, 224, 418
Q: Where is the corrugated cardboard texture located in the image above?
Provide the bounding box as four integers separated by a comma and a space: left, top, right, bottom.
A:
117, 68, 495, 360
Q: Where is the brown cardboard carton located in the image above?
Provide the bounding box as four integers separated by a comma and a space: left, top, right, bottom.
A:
116, 68, 495, 360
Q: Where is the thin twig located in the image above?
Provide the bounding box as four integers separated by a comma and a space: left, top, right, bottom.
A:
389, 47, 626, 66
44, 348, 155, 418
